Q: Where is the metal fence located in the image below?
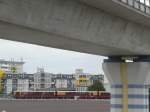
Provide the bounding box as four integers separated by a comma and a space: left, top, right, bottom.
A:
118, 0, 150, 15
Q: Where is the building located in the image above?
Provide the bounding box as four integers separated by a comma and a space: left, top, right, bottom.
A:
75, 74, 91, 91
54, 74, 75, 91
4, 74, 17, 94
55, 79, 68, 89
17, 74, 29, 92
33, 68, 53, 91
33, 68, 76, 91
3, 67, 105, 94
28, 74, 34, 91
74, 69, 104, 91
5, 79, 12, 95
4, 73, 30, 94
90, 75, 104, 84
0, 59, 24, 74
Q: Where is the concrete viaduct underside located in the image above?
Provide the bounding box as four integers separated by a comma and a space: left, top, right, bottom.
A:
0, 0, 150, 56
1, 1, 150, 112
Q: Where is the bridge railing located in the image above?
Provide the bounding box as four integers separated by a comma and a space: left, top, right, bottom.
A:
118, 0, 150, 15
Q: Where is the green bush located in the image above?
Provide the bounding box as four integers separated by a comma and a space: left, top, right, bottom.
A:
88, 82, 105, 91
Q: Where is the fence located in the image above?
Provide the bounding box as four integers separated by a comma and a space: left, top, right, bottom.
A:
118, 0, 150, 15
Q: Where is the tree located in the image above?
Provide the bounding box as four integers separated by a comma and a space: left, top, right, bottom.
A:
88, 82, 105, 91
11, 67, 17, 73
0, 69, 5, 94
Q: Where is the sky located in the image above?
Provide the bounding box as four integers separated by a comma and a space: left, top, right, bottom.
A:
0, 39, 106, 75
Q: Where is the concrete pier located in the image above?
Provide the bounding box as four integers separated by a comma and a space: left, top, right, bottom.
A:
103, 60, 150, 112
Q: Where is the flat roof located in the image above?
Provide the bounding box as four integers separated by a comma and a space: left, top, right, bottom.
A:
0, 60, 24, 64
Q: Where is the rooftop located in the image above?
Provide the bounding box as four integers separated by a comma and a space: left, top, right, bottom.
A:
0, 59, 24, 64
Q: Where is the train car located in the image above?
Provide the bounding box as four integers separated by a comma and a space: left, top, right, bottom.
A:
13, 91, 110, 99
74, 91, 110, 99
13, 91, 56, 99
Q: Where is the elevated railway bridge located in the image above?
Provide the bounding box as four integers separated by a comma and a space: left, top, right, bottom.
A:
0, 0, 150, 112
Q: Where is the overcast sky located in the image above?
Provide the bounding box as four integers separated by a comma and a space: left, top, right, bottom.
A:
0, 39, 106, 75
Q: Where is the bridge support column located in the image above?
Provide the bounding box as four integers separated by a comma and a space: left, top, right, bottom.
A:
102, 57, 150, 112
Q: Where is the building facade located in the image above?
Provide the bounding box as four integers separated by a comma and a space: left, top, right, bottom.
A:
0, 59, 24, 74
2, 68, 105, 95
74, 69, 104, 91
4, 73, 30, 94
31, 69, 105, 92
54, 74, 75, 91
33, 68, 53, 91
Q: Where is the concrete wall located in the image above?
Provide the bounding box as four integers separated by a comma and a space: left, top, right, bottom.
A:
0, 0, 150, 56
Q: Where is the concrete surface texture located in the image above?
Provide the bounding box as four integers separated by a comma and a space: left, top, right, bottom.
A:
0, 100, 110, 112
80, 0, 150, 27
0, 0, 150, 56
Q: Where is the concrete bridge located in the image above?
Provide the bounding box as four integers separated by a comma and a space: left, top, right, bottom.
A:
0, 0, 150, 112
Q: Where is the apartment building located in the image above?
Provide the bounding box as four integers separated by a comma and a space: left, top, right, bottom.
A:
0, 59, 24, 74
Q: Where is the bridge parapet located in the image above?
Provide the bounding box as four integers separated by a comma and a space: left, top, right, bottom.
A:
118, 0, 150, 15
